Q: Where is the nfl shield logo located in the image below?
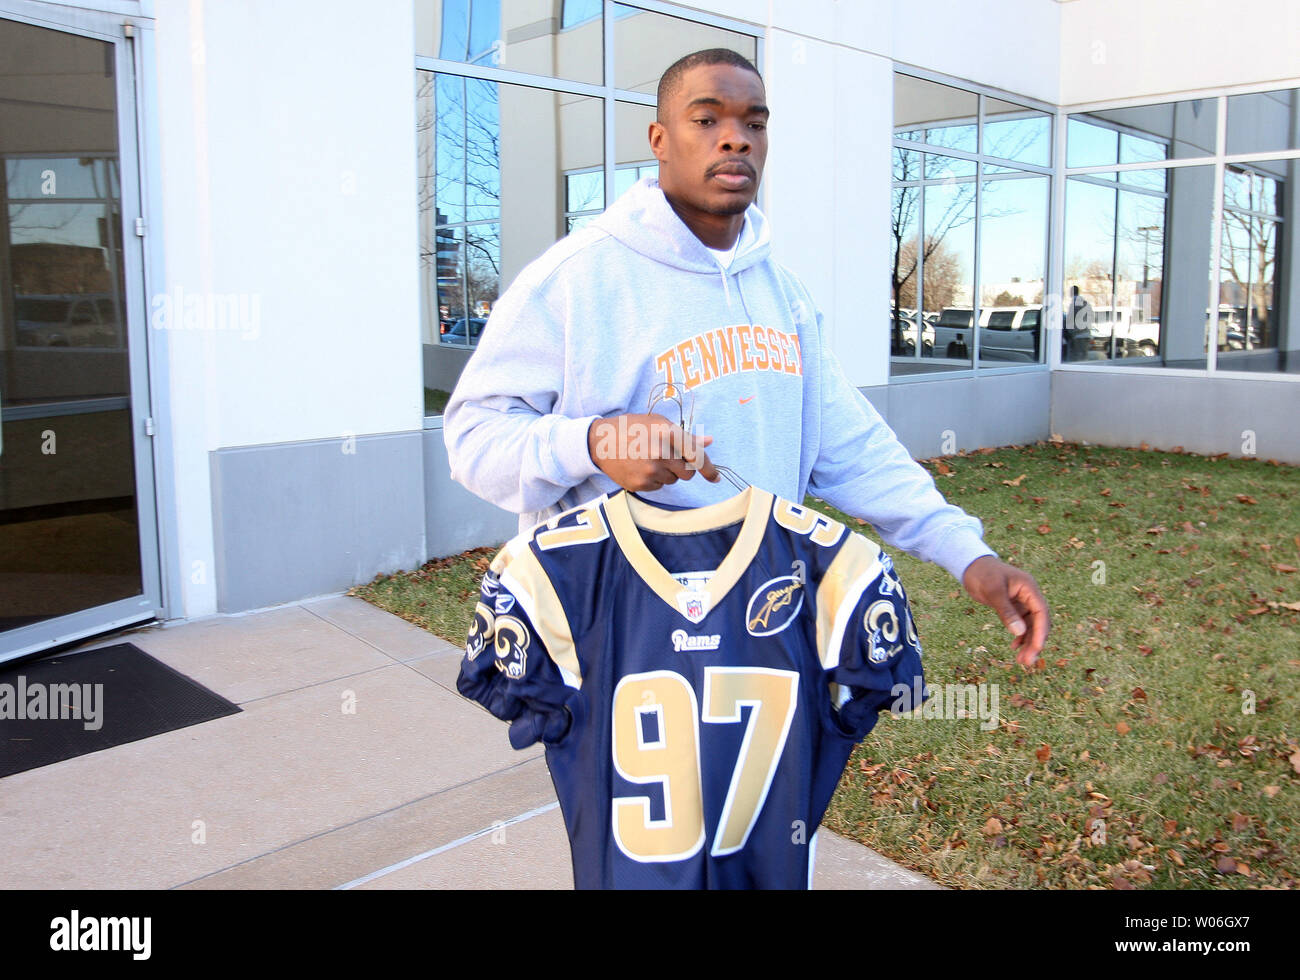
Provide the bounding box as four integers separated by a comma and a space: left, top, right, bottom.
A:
687, 597, 704, 619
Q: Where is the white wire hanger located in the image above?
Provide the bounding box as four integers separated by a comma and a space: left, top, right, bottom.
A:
644, 382, 749, 492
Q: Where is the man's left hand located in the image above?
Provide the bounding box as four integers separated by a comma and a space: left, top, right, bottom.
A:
961, 556, 1050, 668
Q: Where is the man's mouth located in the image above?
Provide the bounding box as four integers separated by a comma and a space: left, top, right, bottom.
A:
709, 162, 755, 190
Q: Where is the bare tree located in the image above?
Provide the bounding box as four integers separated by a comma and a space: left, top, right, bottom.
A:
1220, 167, 1278, 348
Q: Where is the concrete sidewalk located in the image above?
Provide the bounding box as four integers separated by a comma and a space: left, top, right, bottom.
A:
0, 595, 941, 890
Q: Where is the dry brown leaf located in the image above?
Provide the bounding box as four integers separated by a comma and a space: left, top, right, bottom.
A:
1116, 721, 1131, 735
1236, 494, 1257, 505
1036, 744, 1052, 762
983, 817, 1003, 836
1002, 473, 1028, 487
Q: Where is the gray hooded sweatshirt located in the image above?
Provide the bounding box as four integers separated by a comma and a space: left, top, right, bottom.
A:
442, 176, 996, 582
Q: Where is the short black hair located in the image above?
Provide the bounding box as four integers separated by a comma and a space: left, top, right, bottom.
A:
656, 48, 763, 122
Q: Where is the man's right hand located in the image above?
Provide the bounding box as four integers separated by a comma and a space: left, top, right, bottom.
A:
587, 413, 721, 492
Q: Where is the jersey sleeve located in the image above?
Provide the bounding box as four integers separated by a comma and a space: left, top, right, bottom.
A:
827, 552, 929, 739
456, 547, 581, 750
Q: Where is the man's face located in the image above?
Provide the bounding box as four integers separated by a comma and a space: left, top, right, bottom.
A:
650, 63, 768, 218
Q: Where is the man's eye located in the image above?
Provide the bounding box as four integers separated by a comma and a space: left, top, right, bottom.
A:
693, 118, 713, 126
750, 122, 766, 130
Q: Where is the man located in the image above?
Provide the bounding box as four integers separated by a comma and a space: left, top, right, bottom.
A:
1065, 285, 1095, 362
444, 48, 1048, 665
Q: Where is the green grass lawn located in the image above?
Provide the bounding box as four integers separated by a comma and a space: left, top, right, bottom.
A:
349, 440, 1299, 889
424, 387, 451, 415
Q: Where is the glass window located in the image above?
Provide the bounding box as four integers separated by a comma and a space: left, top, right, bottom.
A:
414, 0, 603, 85
978, 172, 1048, 365
920, 171, 976, 371
892, 74, 1051, 376
1216, 160, 1292, 373
894, 75, 977, 153
561, 0, 602, 30
613, 4, 758, 97
1067, 99, 1218, 167
1226, 88, 1299, 156
1064, 166, 1214, 370
889, 186, 922, 359
983, 99, 1051, 168
418, 72, 603, 411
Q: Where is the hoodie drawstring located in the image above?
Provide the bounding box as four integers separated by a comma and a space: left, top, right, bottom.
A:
718, 264, 754, 327
736, 267, 754, 326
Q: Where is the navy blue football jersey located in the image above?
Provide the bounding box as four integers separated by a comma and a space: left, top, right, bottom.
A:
456, 485, 928, 889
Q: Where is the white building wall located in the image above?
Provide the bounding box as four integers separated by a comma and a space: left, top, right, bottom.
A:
153, 0, 421, 616
891, 0, 1061, 104
762, 30, 894, 387
1060, 0, 1300, 105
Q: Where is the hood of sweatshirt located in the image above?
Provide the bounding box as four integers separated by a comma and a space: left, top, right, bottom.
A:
591, 175, 773, 277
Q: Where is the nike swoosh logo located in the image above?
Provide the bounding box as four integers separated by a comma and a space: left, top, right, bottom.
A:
739, 396, 755, 405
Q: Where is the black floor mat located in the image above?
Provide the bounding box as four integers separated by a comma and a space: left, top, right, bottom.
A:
0, 642, 241, 778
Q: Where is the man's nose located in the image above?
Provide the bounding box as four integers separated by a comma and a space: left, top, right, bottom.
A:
717, 122, 751, 153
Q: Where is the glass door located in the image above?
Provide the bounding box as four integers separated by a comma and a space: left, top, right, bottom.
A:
0, 10, 162, 661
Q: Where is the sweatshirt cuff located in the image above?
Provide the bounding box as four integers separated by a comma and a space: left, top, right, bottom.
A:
549, 414, 603, 485
935, 529, 998, 583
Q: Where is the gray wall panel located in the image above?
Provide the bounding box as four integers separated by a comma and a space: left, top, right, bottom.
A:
877, 371, 1052, 457
1050, 371, 1300, 462
423, 426, 520, 559
210, 432, 426, 613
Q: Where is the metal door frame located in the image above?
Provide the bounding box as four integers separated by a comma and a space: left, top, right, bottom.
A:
1, 0, 173, 662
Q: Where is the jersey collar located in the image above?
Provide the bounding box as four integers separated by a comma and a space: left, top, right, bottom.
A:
603, 485, 775, 624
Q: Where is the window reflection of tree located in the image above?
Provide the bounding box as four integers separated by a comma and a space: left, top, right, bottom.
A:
417, 71, 502, 346
983, 113, 1048, 167
890, 152, 976, 355
1221, 165, 1280, 350
891, 152, 1023, 358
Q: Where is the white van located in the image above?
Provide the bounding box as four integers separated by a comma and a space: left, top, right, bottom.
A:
931, 306, 1042, 361
1090, 307, 1159, 357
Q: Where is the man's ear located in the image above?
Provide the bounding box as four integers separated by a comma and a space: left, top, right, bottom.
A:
648, 120, 667, 162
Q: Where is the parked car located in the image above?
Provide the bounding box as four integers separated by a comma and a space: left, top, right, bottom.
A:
930, 306, 1043, 361
890, 315, 934, 356
978, 306, 1042, 362
931, 307, 975, 358
15, 293, 120, 348
1089, 307, 1159, 358
439, 317, 487, 346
